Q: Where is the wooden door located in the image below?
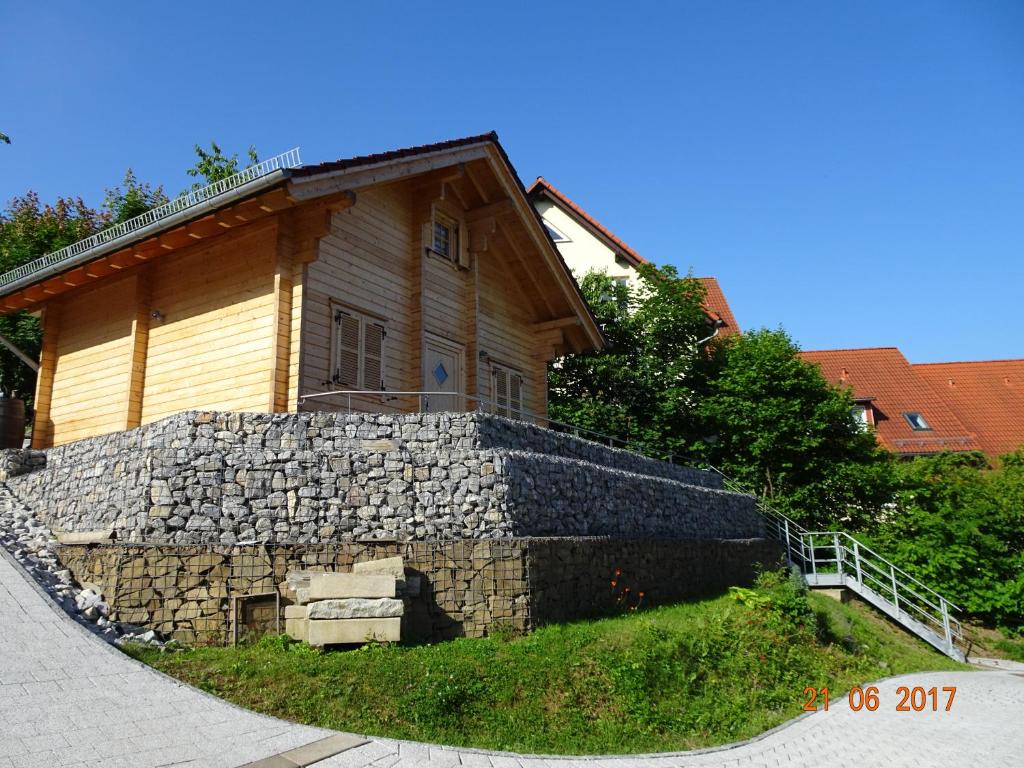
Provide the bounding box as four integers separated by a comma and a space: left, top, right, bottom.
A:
423, 334, 464, 413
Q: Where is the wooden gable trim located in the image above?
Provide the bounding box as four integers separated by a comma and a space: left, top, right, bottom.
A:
286, 145, 490, 201
479, 146, 604, 352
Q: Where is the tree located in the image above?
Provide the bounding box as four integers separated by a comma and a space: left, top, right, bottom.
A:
0, 193, 104, 403
548, 264, 713, 459
869, 450, 1024, 630
0, 131, 10, 145
0, 175, 165, 405
186, 141, 259, 187
699, 328, 894, 527
102, 169, 167, 225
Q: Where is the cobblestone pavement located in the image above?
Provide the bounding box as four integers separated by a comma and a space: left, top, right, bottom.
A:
2, 544, 1022, 768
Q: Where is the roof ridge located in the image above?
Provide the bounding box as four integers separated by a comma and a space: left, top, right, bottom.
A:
801, 346, 902, 354
913, 358, 1024, 367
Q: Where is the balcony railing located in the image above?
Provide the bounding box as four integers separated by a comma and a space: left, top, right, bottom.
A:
0, 148, 302, 292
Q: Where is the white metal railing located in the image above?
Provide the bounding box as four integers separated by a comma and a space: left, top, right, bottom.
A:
707, 465, 964, 658
0, 148, 302, 291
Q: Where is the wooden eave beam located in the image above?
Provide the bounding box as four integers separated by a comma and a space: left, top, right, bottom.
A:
464, 162, 491, 204
495, 220, 558, 319
466, 198, 514, 223
533, 316, 579, 332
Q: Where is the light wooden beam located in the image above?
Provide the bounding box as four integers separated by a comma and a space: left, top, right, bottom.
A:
31, 303, 59, 449
466, 198, 514, 222
125, 270, 152, 429
533, 316, 579, 332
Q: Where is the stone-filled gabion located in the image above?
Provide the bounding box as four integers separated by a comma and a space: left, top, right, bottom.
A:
1, 411, 761, 545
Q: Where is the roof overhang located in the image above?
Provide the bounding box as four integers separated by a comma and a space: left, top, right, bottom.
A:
0, 173, 297, 314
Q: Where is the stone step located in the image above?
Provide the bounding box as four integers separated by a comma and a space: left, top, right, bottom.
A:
307, 617, 401, 646
307, 573, 396, 600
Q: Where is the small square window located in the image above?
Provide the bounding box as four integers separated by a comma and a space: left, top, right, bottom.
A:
903, 412, 931, 431
433, 220, 453, 259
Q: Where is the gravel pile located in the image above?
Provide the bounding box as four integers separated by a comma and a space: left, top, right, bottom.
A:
0, 484, 170, 649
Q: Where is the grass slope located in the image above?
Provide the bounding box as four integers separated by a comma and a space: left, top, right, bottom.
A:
128, 571, 965, 755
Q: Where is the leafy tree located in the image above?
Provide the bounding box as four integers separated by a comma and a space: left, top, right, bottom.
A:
869, 451, 1024, 630
0, 194, 104, 402
102, 170, 168, 225
0, 176, 166, 405
548, 264, 714, 459
186, 141, 259, 187
699, 328, 894, 527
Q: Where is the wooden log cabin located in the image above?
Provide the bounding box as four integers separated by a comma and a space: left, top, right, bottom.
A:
0, 134, 604, 448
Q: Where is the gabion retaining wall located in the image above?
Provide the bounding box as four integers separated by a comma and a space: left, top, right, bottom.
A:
1, 411, 760, 545
59, 536, 783, 645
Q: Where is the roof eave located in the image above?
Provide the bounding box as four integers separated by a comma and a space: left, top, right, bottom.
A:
0, 170, 292, 301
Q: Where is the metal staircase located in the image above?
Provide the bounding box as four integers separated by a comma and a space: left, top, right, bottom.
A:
709, 467, 966, 661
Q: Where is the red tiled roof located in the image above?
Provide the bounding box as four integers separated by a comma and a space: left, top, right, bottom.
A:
527, 178, 740, 334
799, 347, 982, 455
696, 277, 741, 336
290, 132, 499, 177
912, 359, 1024, 459
527, 177, 650, 267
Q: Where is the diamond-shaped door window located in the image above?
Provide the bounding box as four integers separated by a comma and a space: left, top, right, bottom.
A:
433, 362, 449, 385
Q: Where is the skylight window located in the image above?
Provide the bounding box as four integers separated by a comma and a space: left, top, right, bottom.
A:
544, 222, 570, 243
903, 412, 932, 431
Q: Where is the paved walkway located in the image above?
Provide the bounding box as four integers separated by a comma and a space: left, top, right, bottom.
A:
2, 547, 1022, 768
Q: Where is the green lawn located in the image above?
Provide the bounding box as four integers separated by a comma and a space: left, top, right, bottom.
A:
127, 571, 965, 755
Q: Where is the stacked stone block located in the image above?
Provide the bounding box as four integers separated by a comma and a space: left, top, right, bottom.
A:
284, 557, 407, 646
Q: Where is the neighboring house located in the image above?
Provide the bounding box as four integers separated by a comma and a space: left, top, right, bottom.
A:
800, 347, 983, 457
912, 359, 1024, 459
527, 177, 740, 336
0, 133, 603, 448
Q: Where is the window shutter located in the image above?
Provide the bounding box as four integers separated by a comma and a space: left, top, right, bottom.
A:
509, 373, 522, 419
457, 225, 470, 269
336, 312, 361, 386
422, 222, 433, 255
493, 367, 509, 417
363, 322, 384, 390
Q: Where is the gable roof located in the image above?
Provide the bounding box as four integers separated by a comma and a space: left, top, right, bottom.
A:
528, 177, 740, 335
290, 133, 499, 178
800, 347, 981, 455
695, 277, 741, 335
912, 359, 1024, 458
0, 133, 604, 353
528, 176, 649, 268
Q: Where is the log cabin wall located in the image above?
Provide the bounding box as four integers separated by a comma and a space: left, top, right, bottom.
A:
42, 274, 138, 446
33, 218, 284, 448
300, 185, 418, 412
141, 219, 279, 424
298, 179, 551, 419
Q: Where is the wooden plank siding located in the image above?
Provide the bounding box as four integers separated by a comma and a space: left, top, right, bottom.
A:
46, 274, 137, 445
140, 220, 278, 424
301, 185, 418, 413
298, 182, 551, 421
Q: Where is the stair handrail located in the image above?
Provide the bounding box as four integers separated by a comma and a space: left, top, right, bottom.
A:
704, 463, 964, 655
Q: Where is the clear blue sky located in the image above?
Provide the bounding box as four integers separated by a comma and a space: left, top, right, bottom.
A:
2, 1, 1022, 363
